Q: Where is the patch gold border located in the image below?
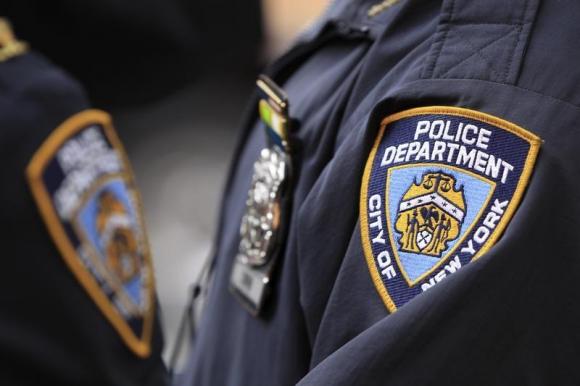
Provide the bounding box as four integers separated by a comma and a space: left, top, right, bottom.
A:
385, 163, 496, 286
26, 109, 155, 357
360, 106, 541, 313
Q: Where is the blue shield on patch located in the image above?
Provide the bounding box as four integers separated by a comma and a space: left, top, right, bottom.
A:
75, 178, 148, 313
386, 165, 494, 285
360, 107, 541, 311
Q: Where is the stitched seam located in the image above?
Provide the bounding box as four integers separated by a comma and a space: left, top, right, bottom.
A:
503, 0, 526, 82
431, 0, 456, 76
503, 25, 523, 83
447, 22, 523, 26
416, 78, 580, 111
341, 74, 580, 136
505, 0, 531, 84
457, 29, 516, 80
424, 0, 456, 78
438, 28, 517, 78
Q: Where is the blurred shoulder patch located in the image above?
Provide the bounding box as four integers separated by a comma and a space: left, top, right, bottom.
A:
360, 106, 541, 312
26, 110, 155, 357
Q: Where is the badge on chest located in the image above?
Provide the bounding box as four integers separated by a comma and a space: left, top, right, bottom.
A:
230, 75, 293, 315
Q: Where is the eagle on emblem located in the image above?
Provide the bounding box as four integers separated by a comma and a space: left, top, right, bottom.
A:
395, 171, 466, 257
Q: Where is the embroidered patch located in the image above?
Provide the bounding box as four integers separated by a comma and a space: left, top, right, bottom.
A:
26, 110, 155, 357
360, 106, 541, 312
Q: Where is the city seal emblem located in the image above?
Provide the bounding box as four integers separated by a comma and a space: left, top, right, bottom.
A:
360, 106, 541, 312
396, 171, 465, 257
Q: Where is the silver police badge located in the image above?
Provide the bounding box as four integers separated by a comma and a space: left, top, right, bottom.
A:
238, 147, 287, 266
230, 75, 292, 315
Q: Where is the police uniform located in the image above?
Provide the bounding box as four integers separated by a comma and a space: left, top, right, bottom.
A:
181, 0, 580, 385
0, 20, 167, 385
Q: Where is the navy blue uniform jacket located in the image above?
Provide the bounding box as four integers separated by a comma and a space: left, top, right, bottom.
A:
183, 0, 580, 384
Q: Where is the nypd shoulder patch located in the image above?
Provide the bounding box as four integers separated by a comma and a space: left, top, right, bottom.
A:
360, 106, 541, 312
26, 110, 155, 357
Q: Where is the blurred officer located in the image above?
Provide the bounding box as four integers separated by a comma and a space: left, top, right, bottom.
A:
0, 19, 167, 385
178, 0, 580, 385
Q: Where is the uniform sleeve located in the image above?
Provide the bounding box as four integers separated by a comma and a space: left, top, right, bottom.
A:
0, 49, 167, 385
294, 84, 580, 385
177, 1, 580, 383
285, 1, 580, 384
294, 40, 580, 386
